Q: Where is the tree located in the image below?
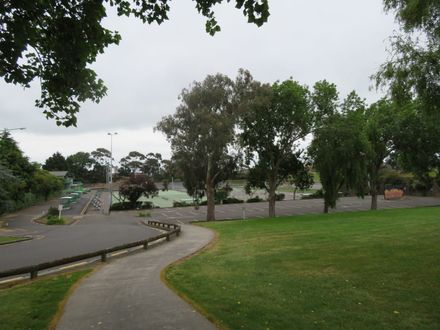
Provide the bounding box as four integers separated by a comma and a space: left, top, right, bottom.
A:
66, 151, 94, 182
311, 80, 339, 128
289, 166, 314, 200
142, 153, 163, 180
156, 72, 242, 220
240, 79, 312, 217
374, 1, 440, 195
43, 152, 68, 171
32, 169, 64, 201
119, 173, 158, 204
0, 164, 19, 214
393, 102, 440, 191
309, 111, 369, 213
90, 148, 112, 183
119, 151, 146, 176
0, 1, 269, 127
0, 133, 63, 213
375, 0, 439, 114
364, 99, 396, 209
0, 131, 35, 191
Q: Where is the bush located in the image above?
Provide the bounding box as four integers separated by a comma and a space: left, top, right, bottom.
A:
199, 197, 244, 205
141, 201, 154, 209
173, 201, 193, 207
47, 206, 59, 216
223, 197, 244, 204
301, 189, 323, 199
46, 215, 65, 225
246, 196, 263, 203
110, 202, 138, 211
138, 211, 151, 217
275, 193, 285, 201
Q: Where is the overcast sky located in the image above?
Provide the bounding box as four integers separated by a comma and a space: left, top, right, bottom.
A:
1, 0, 397, 164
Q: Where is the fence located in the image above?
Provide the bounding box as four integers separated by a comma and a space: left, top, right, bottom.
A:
0, 220, 181, 280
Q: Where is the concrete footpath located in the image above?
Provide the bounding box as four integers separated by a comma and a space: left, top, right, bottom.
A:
57, 224, 216, 330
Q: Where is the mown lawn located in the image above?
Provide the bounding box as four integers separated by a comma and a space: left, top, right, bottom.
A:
166, 207, 440, 329
0, 270, 91, 329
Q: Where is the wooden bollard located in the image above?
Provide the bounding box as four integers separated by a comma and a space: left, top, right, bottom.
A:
101, 253, 107, 262
166, 234, 170, 241
143, 242, 148, 250
30, 270, 38, 279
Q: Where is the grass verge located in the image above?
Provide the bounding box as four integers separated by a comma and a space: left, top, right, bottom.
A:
35, 215, 75, 225
0, 236, 30, 245
0, 269, 92, 329
165, 207, 440, 329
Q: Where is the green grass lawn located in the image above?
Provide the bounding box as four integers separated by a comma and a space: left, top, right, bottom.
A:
0, 236, 29, 245
165, 207, 440, 329
0, 270, 91, 329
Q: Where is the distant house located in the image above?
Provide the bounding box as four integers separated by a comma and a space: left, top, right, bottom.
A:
48, 171, 73, 189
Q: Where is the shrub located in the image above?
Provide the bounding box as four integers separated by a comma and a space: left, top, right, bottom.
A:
138, 211, 151, 217
223, 197, 244, 204
275, 193, 285, 201
215, 184, 233, 203
119, 174, 158, 204
173, 201, 193, 207
47, 206, 59, 216
110, 202, 138, 211
246, 196, 263, 203
141, 201, 154, 209
46, 215, 65, 225
301, 189, 323, 199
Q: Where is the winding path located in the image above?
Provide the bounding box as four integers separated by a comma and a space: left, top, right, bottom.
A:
57, 224, 216, 330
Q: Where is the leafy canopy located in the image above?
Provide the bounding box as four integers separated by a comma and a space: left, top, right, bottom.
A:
0, 0, 269, 127
240, 79, 312, 216
375, 0, 440, 113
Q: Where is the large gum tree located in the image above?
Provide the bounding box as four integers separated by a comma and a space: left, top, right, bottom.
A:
240, 79, 312, 217
156, 72, 242, 221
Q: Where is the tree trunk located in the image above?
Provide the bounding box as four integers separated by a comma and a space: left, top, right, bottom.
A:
206, 157, 215, 221
432, 178, 440, 196
371, 189, 378, 210
268, 180, 276, 217
324, 200, 329, 214
206, 182, 215, 221
370, 166, 379, 210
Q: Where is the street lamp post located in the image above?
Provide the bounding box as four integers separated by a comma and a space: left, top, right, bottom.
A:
107, 132, 118, 212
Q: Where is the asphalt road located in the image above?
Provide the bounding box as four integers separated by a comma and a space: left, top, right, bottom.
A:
0, 194, 160, 272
